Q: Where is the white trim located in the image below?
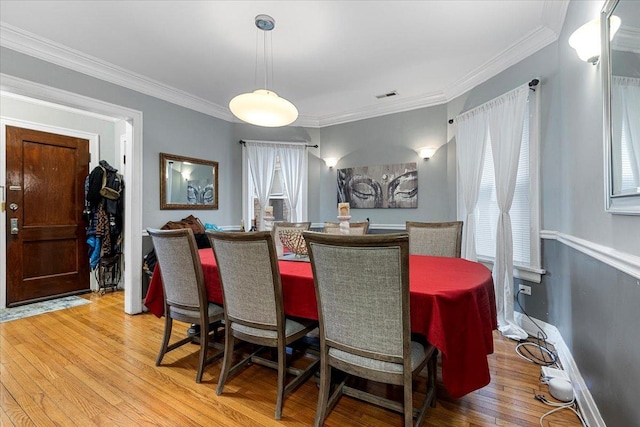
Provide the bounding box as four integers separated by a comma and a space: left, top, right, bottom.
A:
529, 84, 542, 270
1, 91, 119, 122
0, 3, 569, 129
541, 230, 640, 280
0, 74, 144, 314
476, 256, 545, 283
515, 312, 605, 427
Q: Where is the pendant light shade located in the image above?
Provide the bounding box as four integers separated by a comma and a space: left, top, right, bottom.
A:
230, 15, 298, 127
230, 89, 298, 127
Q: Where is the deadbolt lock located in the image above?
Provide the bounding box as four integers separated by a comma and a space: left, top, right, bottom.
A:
9, 203, 18, 211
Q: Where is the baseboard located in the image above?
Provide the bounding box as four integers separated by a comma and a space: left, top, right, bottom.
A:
515, 312, 605, 427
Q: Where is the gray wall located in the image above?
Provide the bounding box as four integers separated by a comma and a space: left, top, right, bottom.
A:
317, 104, 453, 224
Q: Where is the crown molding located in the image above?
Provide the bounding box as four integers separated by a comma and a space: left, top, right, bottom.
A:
444, 24, 559, 101
613, 26, 640, 54
0, 23, 234, 122
316, 91, 447, 128
541, 0, 570, 36
0, 1, 568, 128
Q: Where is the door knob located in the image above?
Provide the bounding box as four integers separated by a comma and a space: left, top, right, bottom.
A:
10, 218, 19, 234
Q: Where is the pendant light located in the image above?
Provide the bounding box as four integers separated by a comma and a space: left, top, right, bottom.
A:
229, 14, 298, 127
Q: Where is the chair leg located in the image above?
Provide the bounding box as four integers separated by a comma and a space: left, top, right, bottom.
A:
195, 322, 209, 383
156, 315, 173, 366
429, 351, 438, 408
216, 325, 235, 395
403, 379, 413, 427
314, 352, 331, 427
275, 343, 286, 420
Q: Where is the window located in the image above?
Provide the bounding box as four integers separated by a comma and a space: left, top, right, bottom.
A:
620, 120, 636, 191
459, 92, 542, 282
242, 142, 308, 228
252, 158, 291, 222
476, 101, 531, 266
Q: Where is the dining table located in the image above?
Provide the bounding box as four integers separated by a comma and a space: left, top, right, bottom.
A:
144, 248, 497, 399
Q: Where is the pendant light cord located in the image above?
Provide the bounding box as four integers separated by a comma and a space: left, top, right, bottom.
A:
263, 29, 268, 90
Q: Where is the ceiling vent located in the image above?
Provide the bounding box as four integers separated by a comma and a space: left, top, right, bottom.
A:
375, 91, 399, 99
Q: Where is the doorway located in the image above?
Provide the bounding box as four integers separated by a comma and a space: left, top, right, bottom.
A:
0, 77, 143, 314
5, 126, 90, 305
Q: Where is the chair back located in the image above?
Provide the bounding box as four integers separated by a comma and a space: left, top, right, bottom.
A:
207, 231, 283, 329
147, 228, 206, 312
273, 222, 311, 255
304, 232, 410, 363
322, 221, 369, 235
406, 221, 463, 258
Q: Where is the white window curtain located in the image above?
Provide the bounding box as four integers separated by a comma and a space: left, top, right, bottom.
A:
277, 144, 305, 222
245, 141, 278, 231
613, 76, 640, 187
456, 109, 488, 261
487, 85, 529, 341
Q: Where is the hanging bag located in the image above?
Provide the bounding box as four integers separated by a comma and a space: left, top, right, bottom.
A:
99, 166, 122, 200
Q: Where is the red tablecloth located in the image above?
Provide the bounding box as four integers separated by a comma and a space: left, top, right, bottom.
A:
145, 249, 497, 398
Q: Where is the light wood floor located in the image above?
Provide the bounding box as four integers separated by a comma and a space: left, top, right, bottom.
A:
1, 291, 582, 426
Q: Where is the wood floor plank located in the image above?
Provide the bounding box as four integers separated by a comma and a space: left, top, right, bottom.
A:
0, 291, 585, 426
1, 383, 32, 427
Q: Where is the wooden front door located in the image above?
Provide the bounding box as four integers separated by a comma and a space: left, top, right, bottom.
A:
6, 126, 90, 306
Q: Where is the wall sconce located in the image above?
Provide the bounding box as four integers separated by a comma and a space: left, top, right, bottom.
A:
568, 15, 621, 65
324, 157, 339, 168
416, 147, 437, 160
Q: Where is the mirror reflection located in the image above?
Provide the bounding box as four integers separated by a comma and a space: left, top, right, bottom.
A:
609, 0, 640, 197
160, 153, 218, 210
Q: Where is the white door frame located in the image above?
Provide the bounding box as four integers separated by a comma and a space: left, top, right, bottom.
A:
0, 73, 144, 314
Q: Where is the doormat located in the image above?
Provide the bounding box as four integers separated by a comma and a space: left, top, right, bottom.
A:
0, 296, 91, 323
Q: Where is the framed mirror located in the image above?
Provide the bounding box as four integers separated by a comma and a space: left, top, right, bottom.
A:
160, 152, 218, 210
602, 0, 640, 214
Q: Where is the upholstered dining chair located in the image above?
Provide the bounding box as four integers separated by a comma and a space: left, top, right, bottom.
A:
405, 221, 463, 258
206, 230, 319, 420
303, 232, 438, 427
322, 220, 369, 235
272, 221, 311, 255
146, 228, 224, 383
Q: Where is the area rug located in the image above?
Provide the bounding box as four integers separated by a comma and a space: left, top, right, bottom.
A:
0, 296, 91, 323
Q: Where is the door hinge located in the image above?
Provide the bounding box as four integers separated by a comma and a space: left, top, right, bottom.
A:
89, 152, 92, 163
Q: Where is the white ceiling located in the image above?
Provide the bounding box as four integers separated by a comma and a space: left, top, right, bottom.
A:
0, 1, 569, 127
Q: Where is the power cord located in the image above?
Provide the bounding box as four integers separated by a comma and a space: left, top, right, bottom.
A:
534, 393, 586, 426
514, 290, 559, 367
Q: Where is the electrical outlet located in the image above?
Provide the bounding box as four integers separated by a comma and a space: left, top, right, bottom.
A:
519, 284, 531, 295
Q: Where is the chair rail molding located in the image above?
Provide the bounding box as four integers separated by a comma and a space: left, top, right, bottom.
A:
541, 230, 640, 280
